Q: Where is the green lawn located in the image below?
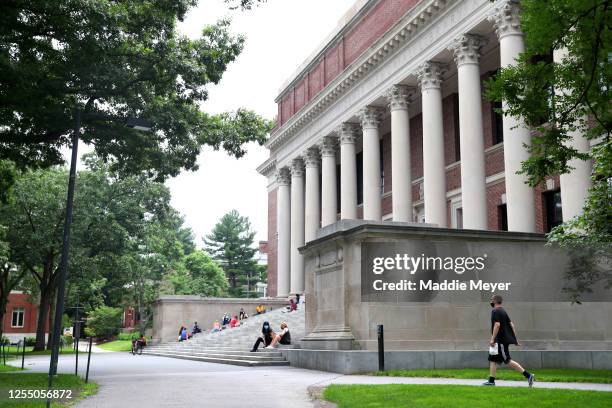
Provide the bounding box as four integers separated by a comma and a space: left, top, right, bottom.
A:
375, 368, 612, 384
324, 384, 612, 408
0, 364, 23, 373
1, 346, 76, 357
97, 340, 132, 352
0, 372, 98, 407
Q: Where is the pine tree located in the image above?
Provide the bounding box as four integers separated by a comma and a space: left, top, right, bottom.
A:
204, 210, 258, 297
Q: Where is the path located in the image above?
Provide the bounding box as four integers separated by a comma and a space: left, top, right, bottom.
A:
8, 353, 611, 408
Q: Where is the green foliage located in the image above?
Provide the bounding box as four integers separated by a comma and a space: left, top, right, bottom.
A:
0, 0, 272, 179
225, 0, 266, 10
117, 332, 141, 341
204, 210, 259, 295
84, 306, 122, 339
24, 337, 36, 347
485, 0, 611, 300
0, 161, 16, 204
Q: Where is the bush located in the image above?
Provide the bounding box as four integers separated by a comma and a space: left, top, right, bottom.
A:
0, 336, 8, 346
60, 335, 73, 348
117, 332, 141, 341
85, 306, 122, 340
25, 337, 36, 346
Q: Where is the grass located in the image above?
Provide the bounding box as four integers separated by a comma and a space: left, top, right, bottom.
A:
97, 340, 132, 352
323, 384, 612, 408
0, 364, 23, 373
1, 346, 76, 357
375, 368, 612, 384
0, 372, 98, 407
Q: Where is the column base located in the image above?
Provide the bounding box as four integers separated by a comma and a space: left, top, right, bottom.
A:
301, 325, 356, 350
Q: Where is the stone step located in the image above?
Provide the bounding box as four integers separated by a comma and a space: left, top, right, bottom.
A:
143, 351, 289, 367
145, 350, 287, 362
145, 348, 284, 357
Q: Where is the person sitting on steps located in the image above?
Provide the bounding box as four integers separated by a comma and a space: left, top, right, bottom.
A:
266, 322, 291, 349
250, 321, 273, 352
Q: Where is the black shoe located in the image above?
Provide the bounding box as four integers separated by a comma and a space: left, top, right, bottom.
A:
528, 374, 535, 388
482, 381, 495, 386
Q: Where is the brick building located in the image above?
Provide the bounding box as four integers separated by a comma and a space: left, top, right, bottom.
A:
2, 291, 48, 342
257, 0, 592, 297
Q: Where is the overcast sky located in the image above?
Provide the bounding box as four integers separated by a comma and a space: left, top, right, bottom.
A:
165, 0, 356, 244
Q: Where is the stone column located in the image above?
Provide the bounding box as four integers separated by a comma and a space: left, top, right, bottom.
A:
489, 0, 536, 232
276, 167, 291, 297
417, 61, 448, 227
450, 34, 488, 230
386, 85, 415, 222
339, 123, 359, 220
304, 147, 321, 242
290, 157, 305, 294
554, 48, 592, 221
359, 106, 384, 221
320, 136, 338, 227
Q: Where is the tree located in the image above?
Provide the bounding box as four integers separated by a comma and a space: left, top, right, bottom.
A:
204, 210, 258, 297
486, 0, 611, 299
184, 251, 228, 297
0, 157, 184, 349
0, 0, 271, 179
0, 225, 27, 342
84, 305, 122, 340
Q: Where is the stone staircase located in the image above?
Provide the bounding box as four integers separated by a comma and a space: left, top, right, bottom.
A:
143, 305, 305, 366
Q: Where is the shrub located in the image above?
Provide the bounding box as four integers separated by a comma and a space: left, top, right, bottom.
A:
85, 306, 123, 340
0, 336, 8, 346
25, 337, 36, 346
117, 332, 141, 341
60, 334, 74, 348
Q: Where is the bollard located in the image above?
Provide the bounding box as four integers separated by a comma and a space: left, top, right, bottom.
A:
21, 337, 26, 370
377, 324, 384, 372
85, 338, 93, 383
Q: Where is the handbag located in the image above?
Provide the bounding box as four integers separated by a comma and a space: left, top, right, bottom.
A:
489, 343, 499, 355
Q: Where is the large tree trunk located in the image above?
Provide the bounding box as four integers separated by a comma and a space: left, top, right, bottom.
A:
33, 284, 51, 351
46, 287, 57, 350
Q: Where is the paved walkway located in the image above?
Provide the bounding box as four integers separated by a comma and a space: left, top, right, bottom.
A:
8, 353, 611, 408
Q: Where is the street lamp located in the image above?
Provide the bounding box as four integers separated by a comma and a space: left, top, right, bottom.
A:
46, 109, 153, 406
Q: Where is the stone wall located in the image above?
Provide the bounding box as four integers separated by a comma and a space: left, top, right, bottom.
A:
152, 297, 289, 343
300, 221, 612, 352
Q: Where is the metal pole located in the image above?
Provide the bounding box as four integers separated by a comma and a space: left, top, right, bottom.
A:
85, 337, 92, 383
75, 333, 79, 375
21, 337, 26, 370
47, 108, 80, 408
377, 324, 384, 372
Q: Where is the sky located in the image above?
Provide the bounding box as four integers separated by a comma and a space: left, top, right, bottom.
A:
165, 0, 357, 244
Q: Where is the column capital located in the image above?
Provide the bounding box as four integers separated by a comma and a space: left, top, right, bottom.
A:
290, 157, 305, 177
417, 61, 448, 90
319, 135, 338, 157
276, 167, 291, 186
304, 147, 320, 168
359, 106, 384, 129
488, 0, 522, 39
385, 85, 417, 111
337, 122, 360, 145
449, 33, 488, 66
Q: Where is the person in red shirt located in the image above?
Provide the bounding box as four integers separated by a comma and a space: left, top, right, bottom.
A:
230, 315, 239, 328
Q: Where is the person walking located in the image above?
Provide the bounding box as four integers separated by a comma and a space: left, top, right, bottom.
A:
483, 294, 535, 387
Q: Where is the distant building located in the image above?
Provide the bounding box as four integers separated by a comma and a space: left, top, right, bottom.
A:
2, 291, 49, 342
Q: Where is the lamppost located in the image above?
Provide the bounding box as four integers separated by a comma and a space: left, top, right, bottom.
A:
46, 109, 153, 406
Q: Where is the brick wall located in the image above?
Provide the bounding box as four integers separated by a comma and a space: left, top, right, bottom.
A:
267, 188, 278, 297
277, 0, 421, 123
486, 181, 506, 230
3, 292, 47, 335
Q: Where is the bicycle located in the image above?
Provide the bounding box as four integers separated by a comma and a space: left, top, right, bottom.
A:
131, 340, 144, 355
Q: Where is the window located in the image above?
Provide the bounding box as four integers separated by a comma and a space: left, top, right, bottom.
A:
544, 189, 563, 232
489, 70, 504, 144
453, 93, 461, 162
492, 100, 504, 144
498, 204, 508, 231
356, 151, 363, 205
11, 307, 24, 328
456, 208, 463, 229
